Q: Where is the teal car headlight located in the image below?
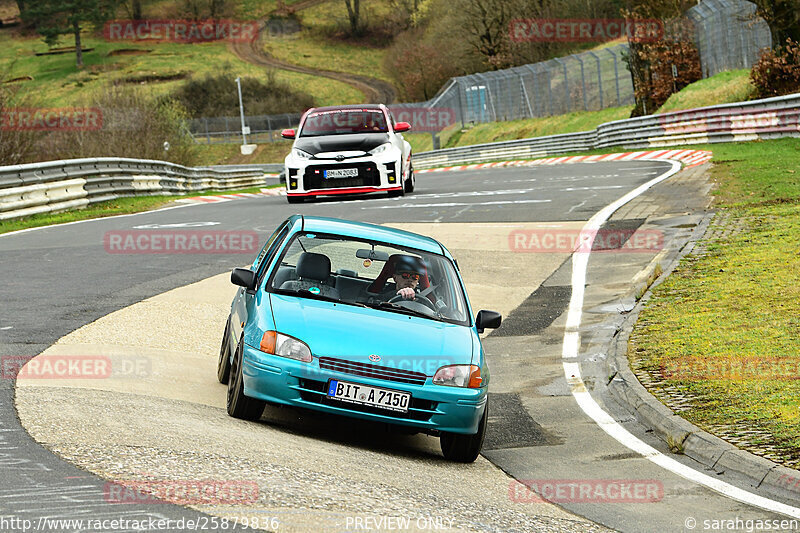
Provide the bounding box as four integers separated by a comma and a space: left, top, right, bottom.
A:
259, 331, 312, 362
432, 364, 483, 388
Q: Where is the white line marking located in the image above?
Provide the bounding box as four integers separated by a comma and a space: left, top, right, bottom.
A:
562, 186, 624, 191
562, 159, 800, 519
361, 199, 552, 209
412, 189, 538, 199
0, 203, 199, 239
0, 326, 11, 330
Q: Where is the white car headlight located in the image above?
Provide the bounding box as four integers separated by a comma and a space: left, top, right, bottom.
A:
259, 331, 312, 362
292, 148, 313, 160
369, 143, 393, 155
432, 364, 482, 388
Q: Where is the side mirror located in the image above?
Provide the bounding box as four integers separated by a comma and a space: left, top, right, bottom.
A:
281, 128, 296, 139
394, 121, 411, 133
475, 310, 501, 334
231, 268, 257, 291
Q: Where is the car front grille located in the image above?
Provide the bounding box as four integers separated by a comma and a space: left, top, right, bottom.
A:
303, 162, 380, 190
297, 379, 436, 421
318, 356, 427, 385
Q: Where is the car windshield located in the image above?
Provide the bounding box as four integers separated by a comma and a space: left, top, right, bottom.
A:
300, 109, 389, 136
267, 232, 470, 325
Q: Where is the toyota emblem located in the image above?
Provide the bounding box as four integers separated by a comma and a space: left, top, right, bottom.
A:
369, 354, 381, 362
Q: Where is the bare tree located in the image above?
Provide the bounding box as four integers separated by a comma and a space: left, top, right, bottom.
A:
344, 0, 361, 35
456, 0, 514, 69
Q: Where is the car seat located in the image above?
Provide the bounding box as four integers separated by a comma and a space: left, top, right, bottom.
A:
280, 252, 340, 299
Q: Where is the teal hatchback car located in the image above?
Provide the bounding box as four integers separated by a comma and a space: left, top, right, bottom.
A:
218, 215, 501, 462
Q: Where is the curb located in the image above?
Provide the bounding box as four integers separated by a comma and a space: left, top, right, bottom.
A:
603, 203, 800, 505
415, 149, 713, 173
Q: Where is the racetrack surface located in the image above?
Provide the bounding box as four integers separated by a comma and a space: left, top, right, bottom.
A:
3, 162, 797, 531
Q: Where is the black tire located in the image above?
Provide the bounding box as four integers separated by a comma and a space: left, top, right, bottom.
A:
227, 335, 266, 421
440, 397, 488, 463
404, 169, 415, 193
287, 196, 304, 204
216, 316, 232, 384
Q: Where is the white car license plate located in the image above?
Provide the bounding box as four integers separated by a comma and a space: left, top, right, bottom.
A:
324, 168, 358, 178
327, 380, 410, 413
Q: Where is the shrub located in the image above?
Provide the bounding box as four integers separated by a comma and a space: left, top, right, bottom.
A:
627, 39, 702, 116
383, 29, 461, 101
751, 39, 800, 99
39, 85, 198, 165
168, 70, 315, 118
0, 78, 43, 166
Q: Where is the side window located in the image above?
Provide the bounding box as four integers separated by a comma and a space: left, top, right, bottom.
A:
254, 223, 290, 276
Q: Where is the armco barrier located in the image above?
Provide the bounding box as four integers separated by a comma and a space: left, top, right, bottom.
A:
0, 158, 278, 221
412, 93, 800, 168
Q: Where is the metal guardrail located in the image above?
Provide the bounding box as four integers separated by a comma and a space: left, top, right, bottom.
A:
412, 93, 800, 168
0, 157, 271, 221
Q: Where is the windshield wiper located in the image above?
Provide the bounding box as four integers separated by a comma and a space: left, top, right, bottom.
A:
374, 301, 440, 320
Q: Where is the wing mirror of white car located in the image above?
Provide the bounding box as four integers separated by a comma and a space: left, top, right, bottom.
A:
281, 128, 296, 139
394, 122, 411, 133
231, 268, 257, 292
475, 310, 502, 333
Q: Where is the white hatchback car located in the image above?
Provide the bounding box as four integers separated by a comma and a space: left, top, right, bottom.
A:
281, 104, 414, 203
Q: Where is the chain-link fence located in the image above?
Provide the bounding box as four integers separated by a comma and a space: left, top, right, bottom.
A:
393, 44, 634, 128
688, 0, 772, 78
188, 113, 301, 144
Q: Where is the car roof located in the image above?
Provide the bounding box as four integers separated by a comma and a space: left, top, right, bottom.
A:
307, 104, 386, 113
292, 215, 448, 256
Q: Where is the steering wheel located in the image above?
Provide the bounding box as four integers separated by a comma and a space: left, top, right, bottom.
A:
387, 290, 439, 312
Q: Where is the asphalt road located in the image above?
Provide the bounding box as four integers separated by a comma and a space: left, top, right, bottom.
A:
2, 161, 797, 532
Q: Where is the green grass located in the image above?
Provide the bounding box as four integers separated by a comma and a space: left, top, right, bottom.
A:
0, 30, 362, 107
193, 142, 292, 165
448, 106, 633, 147
657, 69, 756, 114
0, 184, 280, 235
629, 137, 800, 466
263, 31, 391, 83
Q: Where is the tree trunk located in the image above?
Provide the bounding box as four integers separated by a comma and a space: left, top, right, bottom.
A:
74, 20, 83, 68
132, 0, 142, 20
344, 0, 360, 35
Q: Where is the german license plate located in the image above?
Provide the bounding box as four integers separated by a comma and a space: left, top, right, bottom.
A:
324, 168, 358, 178
327, 380, 410, 412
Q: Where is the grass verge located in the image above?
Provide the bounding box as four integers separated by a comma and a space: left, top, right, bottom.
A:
0, 184, 278, 235
628, 137, 800, 467
447, 106, 633, 148
656, 69, 755, 114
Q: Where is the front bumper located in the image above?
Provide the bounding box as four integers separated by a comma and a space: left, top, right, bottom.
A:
284, 152, 404, 198
242, 344, 487, 434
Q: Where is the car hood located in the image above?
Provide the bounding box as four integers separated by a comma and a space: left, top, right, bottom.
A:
269, 294, 474, 372
294, 133, 390, 155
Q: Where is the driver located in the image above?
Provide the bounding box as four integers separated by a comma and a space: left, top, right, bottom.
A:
374, 255, 425, 302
